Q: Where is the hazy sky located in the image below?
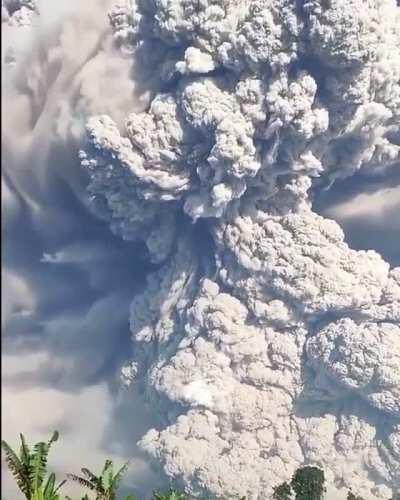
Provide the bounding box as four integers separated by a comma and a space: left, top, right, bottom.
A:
2, 1, 163, 497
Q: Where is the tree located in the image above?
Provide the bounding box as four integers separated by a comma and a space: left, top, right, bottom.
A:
290, 466, 325, 500
68, 459, 130, 500
273, 481, 292, 500
1, 431, 65, 500
347, 491, 364, 500
152, 489, 188, 500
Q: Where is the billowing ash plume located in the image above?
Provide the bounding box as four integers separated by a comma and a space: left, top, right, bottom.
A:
2, 0, 37, 25
79, 0, 400, 498
6, 0, 399, 498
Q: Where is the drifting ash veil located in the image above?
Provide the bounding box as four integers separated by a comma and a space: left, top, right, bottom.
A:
4, 0, 400, 498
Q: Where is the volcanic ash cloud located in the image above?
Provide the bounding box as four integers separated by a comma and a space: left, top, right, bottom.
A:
81, 0, 400, 498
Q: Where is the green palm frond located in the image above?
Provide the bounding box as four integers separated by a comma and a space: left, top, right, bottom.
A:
102, 460, 113, 477
31, 441, 49, 491
1, 440, 23, 476
42, 471, 65, 499
43, 473, 56, 497
1, 439, 31, 498
54, 478, 66, 494
110, 461, 130, 492
101, 460, 114, 493
32, 487, 45, 500
81, 468, 99, 483
67, 473, 98, 491
19, 433, 33, 497
70, 459, 129, 500
30, 431, 59, 492
152, 489, 188, 500
48, 431, 59, 446
96, 476, 105, 495
80, 467, 104, 493
3, 433, 65, 500
19, 434, 31, 468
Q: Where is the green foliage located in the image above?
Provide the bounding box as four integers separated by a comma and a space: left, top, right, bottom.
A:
68, 459, 130, 500
347, 491, 364, 500
290, 466, 325, 500
291, 467, 325, 500
273, 466, 326, 500
152, 489, 188, 500
2, 437, 31, 498
5, 432, 392, 500
2, 431, 64, 500
273, 481, 292, 500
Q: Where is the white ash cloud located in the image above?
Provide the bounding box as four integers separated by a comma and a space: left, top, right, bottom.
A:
81, 0, 400, 498
307, 318, 400, 416
4, 0, 400, 499
1, 0, 37, 27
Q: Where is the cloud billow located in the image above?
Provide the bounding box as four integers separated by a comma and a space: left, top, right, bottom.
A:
82, 0, 400, 498
3, 0, 400, 498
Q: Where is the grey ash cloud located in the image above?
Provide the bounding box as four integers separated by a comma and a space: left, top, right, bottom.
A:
1, 1, 162, 497
2, 0, 400, 499
83, 1, 400, 498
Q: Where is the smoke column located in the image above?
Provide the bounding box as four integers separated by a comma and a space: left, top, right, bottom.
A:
3, 0, 400, 499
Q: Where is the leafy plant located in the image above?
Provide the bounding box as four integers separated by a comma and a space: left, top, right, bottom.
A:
4, 432, 389, 500
347, 491, 364, 500
273, 481, 292, 500
1, 431, 65, 500
152, 489, 188, 500
290, 467, 325, 500
68, 459, 130, 500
